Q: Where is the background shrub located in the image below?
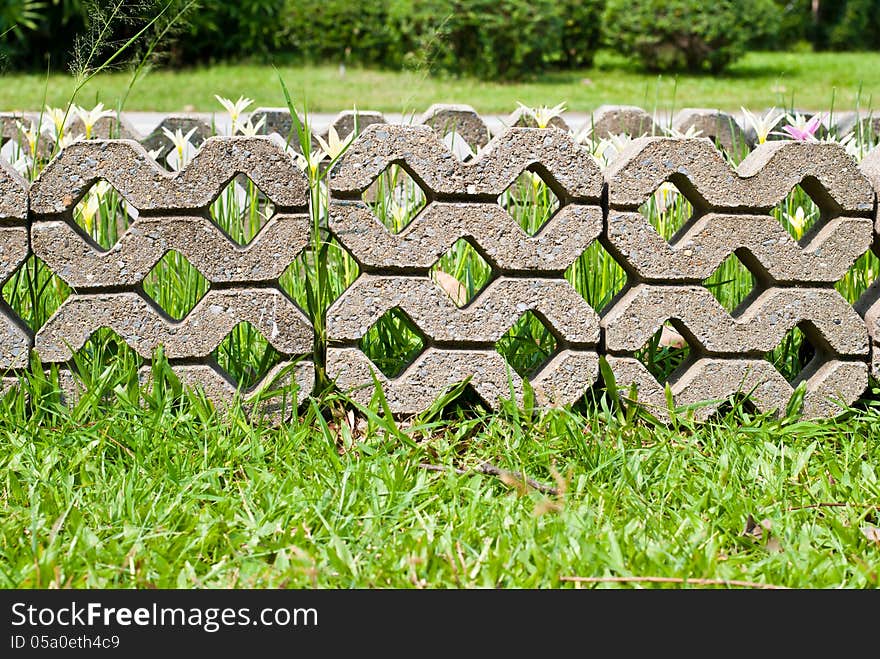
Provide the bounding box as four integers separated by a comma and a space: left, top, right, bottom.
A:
558, 0, 606, 69
280, 0, 394, 67
170, 0, 286, 64
602, 0, 782, 73
827, 0, 880, 51
384, 0, 567, 80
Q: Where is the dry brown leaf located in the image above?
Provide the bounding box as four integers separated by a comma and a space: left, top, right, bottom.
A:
533, 499, 563, 516
432, 270, 468, 306
498, 471, 529, 497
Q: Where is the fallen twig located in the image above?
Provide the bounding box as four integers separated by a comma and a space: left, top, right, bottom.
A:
419, 462, 559, 496
788, 502, 880, 512
559, 575, 787, 589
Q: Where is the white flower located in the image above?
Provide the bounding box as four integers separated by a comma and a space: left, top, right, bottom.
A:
161, 126, 198, 171
11, 155, 30, 177
14, 120, 38, 157
314, 126, 354, 162
73, 102, 116, 139
215, 95, 254, 133
654, 181, 682, 216
77, 180, 112, 233
235, 115, 266, 137
785, 206, 808, 240
662, 124, 703, 138
57, 132, 85, 150
44, 105, 68, 143
740, 107, 785, 145
516, 101, 567, 129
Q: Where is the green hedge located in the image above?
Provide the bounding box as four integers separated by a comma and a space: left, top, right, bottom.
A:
280, 0, 605, 80
602, 0, 781, 73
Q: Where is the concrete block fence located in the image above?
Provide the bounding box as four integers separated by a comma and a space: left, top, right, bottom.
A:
1, 104, 879, 421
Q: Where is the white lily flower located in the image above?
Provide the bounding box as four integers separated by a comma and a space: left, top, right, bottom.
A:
295, 147, 324, 178
314, 126, 354, 161
57, 132, 85, 150
14, 120, 38, 157
517, 101, 567, 129
785, 206, 808, 240
77, 180, 112, 233
662, 124, 703, 138
74, 102, 116, 139
741, 107, 785, 145
11, 155, 30, 177
654, 181, 682, 216
44, 105, 68, 143
235, 115, 266, 137
215, 95, 254, 132
161, 126, 198, 171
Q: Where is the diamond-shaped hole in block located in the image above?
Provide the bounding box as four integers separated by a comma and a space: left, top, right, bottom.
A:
772, 184, 823, 244
70, 327, 143, 381
702, 251, 759, 314
209, 176, 276, 246
212, 321, 285, 391
634, 323, 693, 383
638, 180, 694, 242
764, 323, 818, 384
2, 255, 71, 331
498, 168, 560, 236
495, 311, 559, 380
358, 307, 426, 378
564, 240, 628, 313
72, 180, 137, 251
279, 235, 360, 322
836, 247, 880, 305
430, 238, 493, 307
141, 250, 210, 321
362, 164, 427, 234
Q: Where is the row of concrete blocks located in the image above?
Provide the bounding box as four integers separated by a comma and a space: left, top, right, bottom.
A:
4, 104, 879, 161
1, 124, 879, 422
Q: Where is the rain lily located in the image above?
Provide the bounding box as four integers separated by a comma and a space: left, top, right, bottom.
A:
74, 102, 116, 139
44, 105, 68, 143
235, 115, 266, 137
587, 132, 633, 169
14, 120, 38, 157
314, 126, 354, 162
10, 156, 30, 177
776, 112, 824, 142
662, 124, 703, 138
77, 180, 112, 233
516, 101, 567, 129
785, 206, 808, 239
831, 132, 863, 161
741, 107, 784, 145
161, 126, 198, 170
295, 148, 323, 178
215, 95, 253, 132
654, 181, 682, 216
57, 131, 84, 150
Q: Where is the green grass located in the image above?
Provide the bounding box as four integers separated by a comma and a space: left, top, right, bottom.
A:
2, 373, 879, 589
4, 51, 880, 114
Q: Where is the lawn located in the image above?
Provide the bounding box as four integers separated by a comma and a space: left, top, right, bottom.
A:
3, 51, 880, 114
2, 372, 879, 589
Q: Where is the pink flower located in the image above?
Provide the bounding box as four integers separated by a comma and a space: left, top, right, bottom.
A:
777, 113, 824, 141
